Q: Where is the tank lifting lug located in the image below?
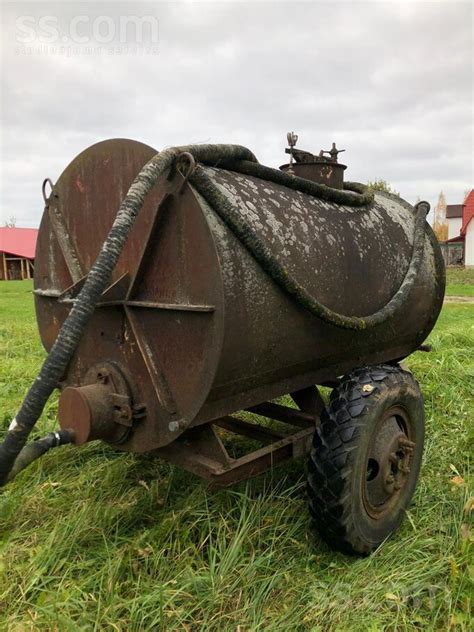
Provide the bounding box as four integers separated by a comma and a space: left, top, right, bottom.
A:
167, 151, 197, 194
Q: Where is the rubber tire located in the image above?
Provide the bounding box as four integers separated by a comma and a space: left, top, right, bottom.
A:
307, 364, 425, 555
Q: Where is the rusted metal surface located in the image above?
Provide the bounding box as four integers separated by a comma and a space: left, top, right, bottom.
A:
34, 138, 445, 462
58, 362, 136, 445
155, 404, 316, 489
281, 137, 347, 188
280, 160, 347, 189
193, 167, 444, 429
35, 139, 223, 451
246, 402, 316, 428
216, 416, 286, 443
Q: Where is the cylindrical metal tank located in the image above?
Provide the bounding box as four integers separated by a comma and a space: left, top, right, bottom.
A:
34, 139, 445, 453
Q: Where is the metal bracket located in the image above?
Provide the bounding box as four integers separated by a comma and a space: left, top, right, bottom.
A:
166, 152, 197, 194
42, 178, 55, 205
155, 399, 320, 489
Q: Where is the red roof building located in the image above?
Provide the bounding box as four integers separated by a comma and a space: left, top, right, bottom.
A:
443, 190, 474, 267
461, 190, 474, 236
0, 227, 38, 280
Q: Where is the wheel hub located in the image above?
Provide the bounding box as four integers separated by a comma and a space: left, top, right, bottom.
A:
363, 410, 415, 518
382, 433, 415, 495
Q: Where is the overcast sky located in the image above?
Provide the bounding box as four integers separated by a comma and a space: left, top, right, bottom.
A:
1, 0, 472, 227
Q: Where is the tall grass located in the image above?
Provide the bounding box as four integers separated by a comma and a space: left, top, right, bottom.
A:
0, 280, 472, 630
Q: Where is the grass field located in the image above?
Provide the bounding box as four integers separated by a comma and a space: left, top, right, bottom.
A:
0, 279, 472, 631
445, 268, 474, 297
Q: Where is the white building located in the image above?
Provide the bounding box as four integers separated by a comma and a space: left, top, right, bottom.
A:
464, 190, 474, 267
446, 204, 463, 240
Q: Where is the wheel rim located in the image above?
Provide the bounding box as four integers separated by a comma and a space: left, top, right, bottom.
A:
362, 405, 416, 519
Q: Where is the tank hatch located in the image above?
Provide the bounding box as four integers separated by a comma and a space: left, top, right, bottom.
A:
280, 132, 347, 189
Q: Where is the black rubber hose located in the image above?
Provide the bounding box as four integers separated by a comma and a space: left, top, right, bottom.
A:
190, 165, 430, 330
221, 159, 374, 207
7, 430, 73, 482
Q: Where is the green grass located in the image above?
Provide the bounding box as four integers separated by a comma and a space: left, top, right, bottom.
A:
445, 268, 474, 287
445, 268, 474, 297
446, 286, 474, 298
0, 280, 472, 631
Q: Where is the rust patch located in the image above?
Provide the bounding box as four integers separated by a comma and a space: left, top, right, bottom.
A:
75, 175, 85, 193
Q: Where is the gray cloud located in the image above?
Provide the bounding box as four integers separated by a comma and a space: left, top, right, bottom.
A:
1, 1, 472, 227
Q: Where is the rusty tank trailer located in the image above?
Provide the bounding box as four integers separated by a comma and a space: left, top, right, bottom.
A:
0, 135, 445, 554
